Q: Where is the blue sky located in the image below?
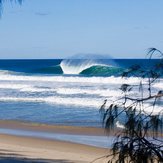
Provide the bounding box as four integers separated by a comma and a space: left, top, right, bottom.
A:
0, 0, 163, 59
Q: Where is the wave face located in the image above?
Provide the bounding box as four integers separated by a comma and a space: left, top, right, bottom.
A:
34, 65, 63, 74
80, 65, 123, 76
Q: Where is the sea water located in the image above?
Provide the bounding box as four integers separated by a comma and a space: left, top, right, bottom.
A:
0, 128, 113, 148
0, 59, 162, 127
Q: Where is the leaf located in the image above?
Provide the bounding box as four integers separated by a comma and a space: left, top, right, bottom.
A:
120, 84, 130, 92
100, 48, 163, 163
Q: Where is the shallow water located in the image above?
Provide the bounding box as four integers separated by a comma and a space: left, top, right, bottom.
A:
0, 128, 113, 148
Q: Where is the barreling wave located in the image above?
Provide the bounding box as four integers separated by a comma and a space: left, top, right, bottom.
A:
59, 59, 124, 76
80, 65, 123, 76
36, 64, 123, 76
60, 59, 102, 74
17, 62, 123, 77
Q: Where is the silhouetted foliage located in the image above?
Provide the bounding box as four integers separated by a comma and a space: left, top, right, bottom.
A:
100, 48, 163, 163
0, 0, 23, 16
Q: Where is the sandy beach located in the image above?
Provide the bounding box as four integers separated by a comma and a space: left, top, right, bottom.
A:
0, 120, 106, 136
0, 120, 110, 163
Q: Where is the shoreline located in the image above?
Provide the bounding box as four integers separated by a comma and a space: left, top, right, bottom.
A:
0, 120, 111, 163
0, 133, 110, 163
0, 120, 114, 149
0, 120, 106, 136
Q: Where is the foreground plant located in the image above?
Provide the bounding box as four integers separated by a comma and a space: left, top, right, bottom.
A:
0, 0, 23, 16
100, 48, 163, 163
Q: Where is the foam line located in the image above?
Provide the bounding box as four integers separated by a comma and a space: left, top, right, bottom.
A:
0, 128, 111, 148
0, 96, 162, 114
0, 96, 104, 108
0, 74, 141, 84
56, 88, 122, 97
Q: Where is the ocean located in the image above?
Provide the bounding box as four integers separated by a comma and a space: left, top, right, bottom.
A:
0, 59, 162, 127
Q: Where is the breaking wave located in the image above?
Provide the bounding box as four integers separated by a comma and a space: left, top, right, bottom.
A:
0, 96, 103, 108
60, 59, 122, 76
28, 62, 123, 76
0, 95, 162, 114
19, 59, 121, 76
80, 65, 123, 76
0, 73, 141, 84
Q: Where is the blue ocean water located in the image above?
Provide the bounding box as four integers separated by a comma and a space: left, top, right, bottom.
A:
0, 59, 159, 76
0, 59, 162, 127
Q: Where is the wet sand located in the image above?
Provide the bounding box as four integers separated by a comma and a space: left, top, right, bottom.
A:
0, 120, 111, 163
0, 120, 106, 136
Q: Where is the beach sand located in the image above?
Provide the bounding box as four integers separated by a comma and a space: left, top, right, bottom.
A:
0, 120, 110, 163
0, 120, 106, 136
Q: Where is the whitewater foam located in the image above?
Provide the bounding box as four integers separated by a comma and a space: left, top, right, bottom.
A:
20, 87, 53, 92
0, 96, 103, 108
0, 82, 122, 98
56, 88, 122, 97
0, 74, 141, 85
0, 96, 162, 114
0, 70, 16, 75
0, 84, 31, 90
116, 121, 125, 129
153, 82, 163, 89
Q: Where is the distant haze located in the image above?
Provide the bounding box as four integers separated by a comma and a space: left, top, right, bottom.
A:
67, 53, 112, 59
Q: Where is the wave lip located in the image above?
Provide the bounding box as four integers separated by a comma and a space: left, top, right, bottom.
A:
60, 59, 102, 74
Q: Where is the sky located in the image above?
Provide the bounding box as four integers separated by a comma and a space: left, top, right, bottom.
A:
0, 0, 163, 59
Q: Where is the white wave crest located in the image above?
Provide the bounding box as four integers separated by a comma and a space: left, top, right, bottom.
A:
56, 88, 122, 97
0, 96, 103, 108
116, 121, 125, 129
0, 96, 162, 114
0, 74, 141, 85
20, 87, 52, 92
0, 82, 122, 97
0, 84, 51, 92
0, 84, 30, 89
153, 82, 163, 89
60, 59, 107, 74
0, 70, 16, 75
